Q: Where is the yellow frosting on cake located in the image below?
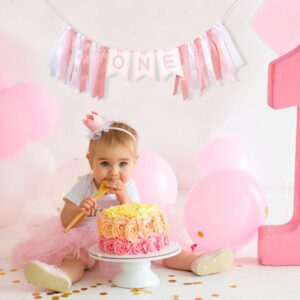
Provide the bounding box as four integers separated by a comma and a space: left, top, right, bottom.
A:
101, 202, 161, 219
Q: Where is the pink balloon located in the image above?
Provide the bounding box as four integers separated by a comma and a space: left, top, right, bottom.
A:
163, 203, 188, 245
0, 94, 32, 159
196, 138, 257, 179
184, 170, 267, 252
132, 150, 177, 205
5, 82, 60, 141
251, 0, 300, 55
0, 73, 10, 91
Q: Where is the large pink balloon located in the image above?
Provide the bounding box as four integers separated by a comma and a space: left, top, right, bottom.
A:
251, 0, 300, 55
196, 138, 257, 179
184, 170, 267, 252
0, 94, 32, 159
0, 73, 10, 91
5, 82, 60, 141
132, 150, 177, 205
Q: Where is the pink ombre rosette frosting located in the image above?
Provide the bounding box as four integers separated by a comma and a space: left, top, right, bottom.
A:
98, 233, 169, 255
97, 203, 169, 255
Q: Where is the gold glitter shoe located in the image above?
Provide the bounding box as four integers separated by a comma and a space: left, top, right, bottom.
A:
24, 260, 71, 292
191, 248, 234, 276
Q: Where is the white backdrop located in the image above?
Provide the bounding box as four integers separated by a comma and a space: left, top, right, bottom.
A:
0, 0, 296, 196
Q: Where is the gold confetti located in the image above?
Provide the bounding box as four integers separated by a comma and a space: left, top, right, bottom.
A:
90, 285, 97, 288
183, 282, 193, 285
192, 281, 202, 285
194, 298, 203, 300
61, 292, 72, 297
173, 296, 180, 300
211, 294, 220, 297
143, 290, 152, 294
229, 284, 237, 288
96, 283, 103, 286
34, 297, 42, 299
129, 288, 152, 295
100, 292, 108, 295
12, 280, 21, 283
168, 274, 176, 277
266, 207, 269, 218
169, 279, 177, 283
0, 272, 6, 275
81, 287, 88, 291
132, 291, 141, 295
72, 290, 80, 293
32, 292, 41, 296
10, 268, 17, 272
140, 289, 152, 294
197, 231, 204, 238
52, 297, 60, 300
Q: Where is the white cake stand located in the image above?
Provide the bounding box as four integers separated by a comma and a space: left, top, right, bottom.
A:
88, 241, 181, 288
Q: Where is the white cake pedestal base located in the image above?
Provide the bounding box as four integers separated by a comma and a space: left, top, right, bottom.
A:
88, 241, 181, 288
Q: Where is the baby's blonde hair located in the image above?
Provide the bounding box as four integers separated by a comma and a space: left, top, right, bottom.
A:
87, 121, 138, 160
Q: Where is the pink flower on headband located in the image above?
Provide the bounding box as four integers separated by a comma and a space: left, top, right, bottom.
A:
82, 111, 113, 140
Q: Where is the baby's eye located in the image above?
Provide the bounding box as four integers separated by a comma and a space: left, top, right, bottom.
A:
100, 161, 110, 167
119, 161, 128, 167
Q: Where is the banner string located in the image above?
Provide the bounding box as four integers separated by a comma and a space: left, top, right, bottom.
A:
44, 0, 243, 35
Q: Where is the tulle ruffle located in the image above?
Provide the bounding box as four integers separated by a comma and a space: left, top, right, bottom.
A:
11, 216, 98, 269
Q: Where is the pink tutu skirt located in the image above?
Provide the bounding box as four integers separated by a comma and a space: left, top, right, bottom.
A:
11, 216, 98, 269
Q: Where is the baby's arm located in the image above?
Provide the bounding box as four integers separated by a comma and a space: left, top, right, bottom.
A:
60, 198, 97, 228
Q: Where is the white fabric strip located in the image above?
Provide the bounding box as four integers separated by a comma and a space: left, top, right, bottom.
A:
49, 23, 69, 79
216, 22, 244, 68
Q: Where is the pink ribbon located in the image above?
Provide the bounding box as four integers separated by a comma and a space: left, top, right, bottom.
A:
92, 46, 108, 99
79, 39, 91, 92
207, 29, 222, 80
173, 44, 189, 100
194, 37, 209, 91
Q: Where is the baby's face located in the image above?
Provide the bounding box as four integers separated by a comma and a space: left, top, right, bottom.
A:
90, 143, 136, 187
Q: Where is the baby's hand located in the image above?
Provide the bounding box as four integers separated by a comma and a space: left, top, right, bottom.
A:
106, 178, 130, 204
79, 197, 97, 216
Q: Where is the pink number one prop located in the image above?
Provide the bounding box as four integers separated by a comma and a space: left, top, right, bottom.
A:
258, 45, 300, 265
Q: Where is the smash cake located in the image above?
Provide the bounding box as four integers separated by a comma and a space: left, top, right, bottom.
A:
97, 203, 169, 255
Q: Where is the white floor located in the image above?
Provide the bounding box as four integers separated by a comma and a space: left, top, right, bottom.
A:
1, 188, 300, 300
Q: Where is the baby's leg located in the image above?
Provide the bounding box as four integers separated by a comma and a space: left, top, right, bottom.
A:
163, 248, 234, 276
60, 257, 85, 283
162, 250, 196, 271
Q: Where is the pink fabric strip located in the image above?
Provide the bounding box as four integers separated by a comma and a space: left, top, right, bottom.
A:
93, 46, 108, 99
79, 39, 91, 92
194, 37, 209, 91
57, 28, 76, 81
173, 75, 180, 96
173, 44, 189, 100
211, 27, 230, 78
207, 29, 222, 80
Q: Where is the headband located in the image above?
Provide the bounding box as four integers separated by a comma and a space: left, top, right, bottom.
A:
83, 111, 136, 142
